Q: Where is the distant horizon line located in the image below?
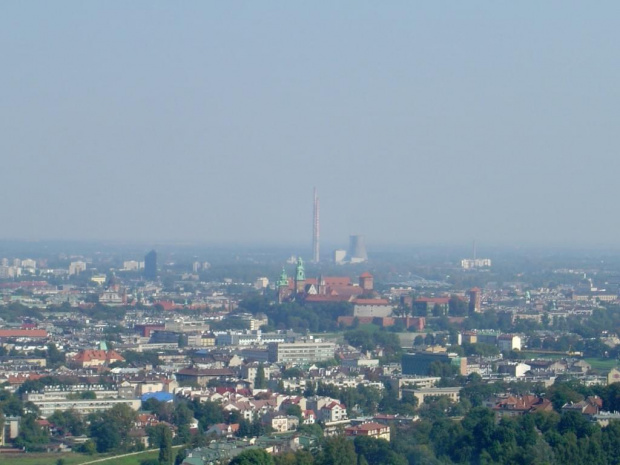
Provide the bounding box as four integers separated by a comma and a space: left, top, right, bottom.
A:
0, 237, 620, 252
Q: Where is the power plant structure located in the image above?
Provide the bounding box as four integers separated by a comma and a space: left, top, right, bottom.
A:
348, 235, 368, 263
144, 249, 157, 280
312, 188, 320, 263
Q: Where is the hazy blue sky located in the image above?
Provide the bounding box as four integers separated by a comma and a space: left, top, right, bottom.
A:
1, 2, 619, 249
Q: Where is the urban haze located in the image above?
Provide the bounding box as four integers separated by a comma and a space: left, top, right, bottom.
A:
3, 3, 620, 465
2, 2, 620, 247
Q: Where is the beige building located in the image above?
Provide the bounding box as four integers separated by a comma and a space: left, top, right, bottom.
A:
271, 415, 299, 432
72, 349, 124, 368
345, 422, 390, 441
0, 417, 21, 445
404, 386, 462, 405
608, 368, 620, 385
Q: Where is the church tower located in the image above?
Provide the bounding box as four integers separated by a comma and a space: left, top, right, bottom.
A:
295, 257, 306, 294
277, 268, 290, 303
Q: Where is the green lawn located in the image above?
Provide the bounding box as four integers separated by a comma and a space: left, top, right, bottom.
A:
584, 358, 619, 372
0, 448, 165, 465
87, 449, 161, 465
0, 453, 87, 465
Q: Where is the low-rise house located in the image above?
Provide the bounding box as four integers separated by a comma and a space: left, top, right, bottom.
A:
320, 401, 348, 422
561, 396, 602, 418
345, 422, 391, 441
206, 423, 240, 437
271, 415, 299, 433
489, 395, 553, 418
302, 410, 316, 424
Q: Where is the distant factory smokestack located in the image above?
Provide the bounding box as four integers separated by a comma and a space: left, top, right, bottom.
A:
312, 188, 320, 263
348, 235, 368, 263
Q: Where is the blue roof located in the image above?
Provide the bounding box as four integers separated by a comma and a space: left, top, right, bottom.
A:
141, 391, 174, 402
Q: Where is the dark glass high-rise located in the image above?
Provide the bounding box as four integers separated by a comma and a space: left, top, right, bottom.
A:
144, 250, 157, 280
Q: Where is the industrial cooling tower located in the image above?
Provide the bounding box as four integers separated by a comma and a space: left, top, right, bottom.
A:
348, 235, 368, 263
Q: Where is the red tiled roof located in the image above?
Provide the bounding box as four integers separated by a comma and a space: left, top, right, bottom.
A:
73, 350, 124, 363
8, 373, 44, 385
348, 422, 385, 431
324, 401, 346, 410
0, 329, 47, 338
154, 301, 178, 311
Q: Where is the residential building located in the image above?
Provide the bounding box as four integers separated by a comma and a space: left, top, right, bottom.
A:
353, 299, 394, 318
175, 368, 235, 387
69, 261, 87, 276
404, 386, 462, 405
320, 401, 348, 422
498, 334, 522, 352
34, 398, 141, 417
345, 422, 390, 441
401, 351, 467, 376
468, 288, 482, 313
268, 342, 336, 364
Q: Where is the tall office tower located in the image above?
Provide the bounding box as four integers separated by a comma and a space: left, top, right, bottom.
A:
312, 188, 320, 263
468, 287, 482, 313
349, 235, 368, 263
144, 250, 157, 280
333, 249, 347, 264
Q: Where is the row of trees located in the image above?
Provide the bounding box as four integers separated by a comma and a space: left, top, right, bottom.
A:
239, 297, 353, 333
229, 435, 404, 465
343, 328, 402, 361
228, 407, 620, 465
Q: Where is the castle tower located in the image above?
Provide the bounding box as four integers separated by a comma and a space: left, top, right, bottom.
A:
295, 257, 306, 293
318, 274, 327, 295
277, 268, 290, 303
359, 272, 374, 291
277, 268, 289, 288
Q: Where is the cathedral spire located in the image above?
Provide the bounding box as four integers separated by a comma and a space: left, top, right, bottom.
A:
295, 257, 306, 293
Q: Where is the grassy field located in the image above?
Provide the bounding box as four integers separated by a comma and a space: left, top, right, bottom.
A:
519, 352, 567, 360
584, 357, 619, 372
0, 453, 86, 465
0, 448, 163, 465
